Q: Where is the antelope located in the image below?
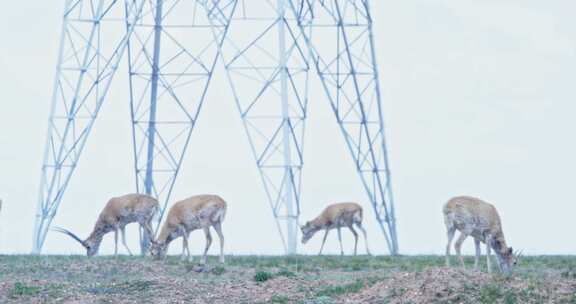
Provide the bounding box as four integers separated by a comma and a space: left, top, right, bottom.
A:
444, 196, 520, 274
149, 194, 226, 264
300, 202, 370, 255
53, 193, 159, 256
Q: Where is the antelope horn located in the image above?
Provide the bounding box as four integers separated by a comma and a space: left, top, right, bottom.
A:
52, 226, 88, 248
514, 249, 523, 259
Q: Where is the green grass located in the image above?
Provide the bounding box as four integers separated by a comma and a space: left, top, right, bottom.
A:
316, 279, 365, 297
267, 295, 291, 303
221, 255, 447, 272
3, 254, 575, 274
301, 296, 334, 304
478, 283, 503, 303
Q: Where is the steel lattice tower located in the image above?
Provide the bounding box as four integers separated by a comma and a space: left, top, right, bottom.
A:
33, 0, 398, 255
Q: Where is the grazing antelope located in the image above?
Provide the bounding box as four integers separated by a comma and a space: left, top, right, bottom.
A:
53, 193, 159, 256
149, 194, 227, 264
301, 202, 370, 255
444, 196, 519, 274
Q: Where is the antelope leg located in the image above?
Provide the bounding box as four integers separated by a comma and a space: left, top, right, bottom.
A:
202, 227, 213, 265
213, 222, 225, 263
474, 238, 481, 270
114, 228, 119, 256
356, 222, 371, 255
319, 229, 330, 255
486, 240, 492, 273
454, 232, 468, 268
445, 226, 456, 267
337, 227, 344, 256
348, 225, 358, 256
121, 226, 133, 256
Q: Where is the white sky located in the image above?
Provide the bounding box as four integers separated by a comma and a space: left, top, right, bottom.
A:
1, 0, 576, 256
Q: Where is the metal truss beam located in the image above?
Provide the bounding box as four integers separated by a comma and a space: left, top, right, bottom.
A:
33, 0, 147, 253
216, 0, 312, 254
288, 0, 399, 254
126, 0, 236, 254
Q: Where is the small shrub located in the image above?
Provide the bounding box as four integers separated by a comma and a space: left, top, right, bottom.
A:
10, 282, 40, 298
211, 266, 226, 275
254, 271, 274, 282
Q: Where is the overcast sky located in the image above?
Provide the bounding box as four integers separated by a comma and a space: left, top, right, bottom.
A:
1, 0, 575, 256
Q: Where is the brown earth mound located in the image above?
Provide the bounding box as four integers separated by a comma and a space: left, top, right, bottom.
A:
344, 267, 576, 304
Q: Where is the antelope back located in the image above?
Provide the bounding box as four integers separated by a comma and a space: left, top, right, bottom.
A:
99, 193, 159, 225
159, 195, 226, 233
444, 196, 502, 235
320, 202, 362, 226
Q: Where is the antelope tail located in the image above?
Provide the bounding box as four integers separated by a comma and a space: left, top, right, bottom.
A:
354, 208, 363, 223
212, 206, 227, 223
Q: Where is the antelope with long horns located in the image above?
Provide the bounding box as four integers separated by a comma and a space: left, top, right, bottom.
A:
444, 196, 520, 274
53, 193, 159, 256
149, 194, 227, 264
300, 202, 370, 255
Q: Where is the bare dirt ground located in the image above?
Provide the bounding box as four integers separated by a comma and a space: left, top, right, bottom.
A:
1, 255, 576, 303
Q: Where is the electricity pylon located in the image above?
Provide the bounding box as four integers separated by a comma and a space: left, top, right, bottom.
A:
32, 0, 236, 254
33, 0, 398, 255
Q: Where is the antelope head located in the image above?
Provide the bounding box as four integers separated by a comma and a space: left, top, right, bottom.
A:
300, 221, 319, 244
492, 238, 520, 275
499, 247, 520, 275
52, 227, 100, 256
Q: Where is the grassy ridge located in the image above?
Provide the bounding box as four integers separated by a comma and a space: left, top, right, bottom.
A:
1, 255, 576, 303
